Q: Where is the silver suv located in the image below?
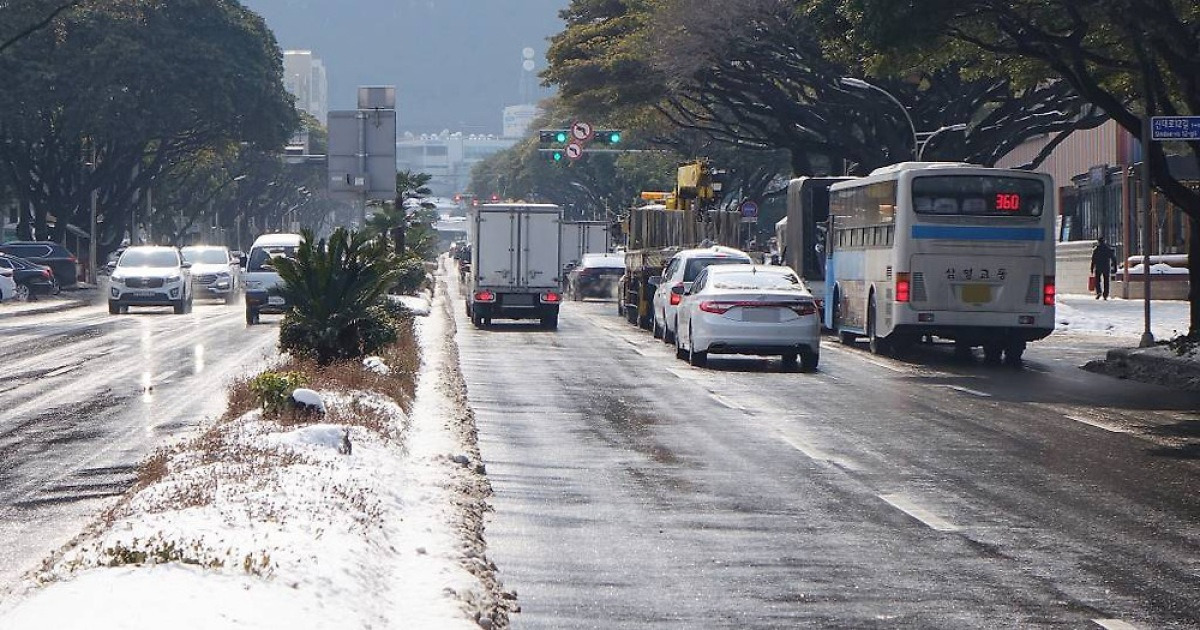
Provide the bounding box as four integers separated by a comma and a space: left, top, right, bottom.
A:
181, 245, 241, 303
108, 246, 193, 314
651, 246, 752, 343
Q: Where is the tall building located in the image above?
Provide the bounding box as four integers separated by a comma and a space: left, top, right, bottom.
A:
503, 104, 541, 139
283, 50, 328, 123
396, 132, 518, 197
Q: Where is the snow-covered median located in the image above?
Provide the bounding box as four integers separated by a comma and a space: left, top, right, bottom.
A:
0, 282, 508, 629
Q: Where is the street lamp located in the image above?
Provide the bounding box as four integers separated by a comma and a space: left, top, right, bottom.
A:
839, 77, 919, 161
916, 124, 968, 160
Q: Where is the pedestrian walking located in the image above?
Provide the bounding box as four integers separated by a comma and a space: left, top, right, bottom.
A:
1090, 236, 1117, 300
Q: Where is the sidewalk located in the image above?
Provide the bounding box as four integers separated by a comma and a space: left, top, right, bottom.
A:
0, 284, 100, 318
1057, 293, 1200, 390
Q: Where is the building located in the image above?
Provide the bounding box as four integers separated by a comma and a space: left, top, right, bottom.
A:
396, 132, 517, 198
283, 51, 329, 123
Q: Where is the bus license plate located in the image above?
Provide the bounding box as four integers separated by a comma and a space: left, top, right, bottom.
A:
961, 284, 991, 304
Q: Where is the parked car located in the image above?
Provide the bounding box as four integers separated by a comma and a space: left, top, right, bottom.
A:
243, 233, 302, 325
181, 245, 241, 303
674, 264, 821, 371
0, 252, 56, 301
0, 267, 15, 302
652, 245, 753, 344
107, 246, 193, 314
0, 241, 79, 288
566, 253, 625, 300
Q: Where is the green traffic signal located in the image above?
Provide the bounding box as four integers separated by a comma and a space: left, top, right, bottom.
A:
555, 131, 568, 143
553, 150, 564, 162
608, 131, 621, 143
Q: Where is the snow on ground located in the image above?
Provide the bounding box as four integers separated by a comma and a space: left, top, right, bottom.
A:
390, 293, 433, 317
1054, 293, 1189, 341
0, 285, 501, 629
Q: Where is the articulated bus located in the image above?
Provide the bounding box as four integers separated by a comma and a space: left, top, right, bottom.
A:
825, 163, 1055, 364
779, 177, 855, 320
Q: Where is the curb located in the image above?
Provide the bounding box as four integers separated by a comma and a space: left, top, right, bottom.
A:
0, 298, 94, 319
1083, 347, 1200, 391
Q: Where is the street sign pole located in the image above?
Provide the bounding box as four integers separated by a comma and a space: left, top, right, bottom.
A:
1140, 115, 1154, 348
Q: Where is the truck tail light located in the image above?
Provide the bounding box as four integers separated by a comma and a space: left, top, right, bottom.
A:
473, 290, 496, 303
896, 272, 910, 303
540, 291, 561, 304
1043, 275, 1055, 305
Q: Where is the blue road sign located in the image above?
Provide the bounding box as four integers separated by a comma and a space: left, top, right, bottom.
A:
1150, 116, 1200, 141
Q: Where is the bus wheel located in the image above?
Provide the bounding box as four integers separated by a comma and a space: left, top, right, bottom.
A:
1003, 340, 1026, 367
867, 295, 889, 355
983, 342, 1003, 364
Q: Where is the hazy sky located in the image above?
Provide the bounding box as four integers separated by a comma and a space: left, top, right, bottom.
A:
242, 0, 568, 134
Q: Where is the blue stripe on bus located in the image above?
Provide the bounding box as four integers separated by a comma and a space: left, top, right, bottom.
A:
911, 225, 1046, 241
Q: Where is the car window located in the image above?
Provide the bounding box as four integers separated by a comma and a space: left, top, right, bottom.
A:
691, 269, 708, 293
182, 248, 230, 264
662, 259, 679, 281
3, 244, 49, 258
118, 249, 180, 268
683, 257, 749, 282
709, 270, 805, 290
0, 259, 10, 269
248, 246, 298, 272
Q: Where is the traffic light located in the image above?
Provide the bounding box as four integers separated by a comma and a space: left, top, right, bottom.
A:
543, 149, 565, 163
594, 130, 622, 145
539, 129, 569, 145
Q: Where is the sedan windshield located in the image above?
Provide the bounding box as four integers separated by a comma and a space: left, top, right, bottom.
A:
118, 249, 179, 268
182, 248, 229, 264
709, 270, 805, 291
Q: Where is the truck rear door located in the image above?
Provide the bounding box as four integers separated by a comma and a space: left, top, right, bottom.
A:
475, 210, 517, 288
520, 211, 562, 289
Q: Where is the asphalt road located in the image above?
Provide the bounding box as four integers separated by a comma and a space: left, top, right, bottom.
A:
457, 282, 1200, 628
0, 298, 279, 594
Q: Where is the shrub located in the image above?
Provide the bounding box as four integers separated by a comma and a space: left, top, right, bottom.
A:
249, 371, 308, 416
391, 255, 429, 295
271, 228, 402, 365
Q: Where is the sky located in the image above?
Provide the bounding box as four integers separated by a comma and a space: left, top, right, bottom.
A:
242, 0, 569, 135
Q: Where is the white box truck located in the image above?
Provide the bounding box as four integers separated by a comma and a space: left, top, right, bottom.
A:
467, 203, 564, 329
559, 220, 610, 270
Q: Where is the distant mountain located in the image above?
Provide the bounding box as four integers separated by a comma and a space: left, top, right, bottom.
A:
243, 0, 567, 135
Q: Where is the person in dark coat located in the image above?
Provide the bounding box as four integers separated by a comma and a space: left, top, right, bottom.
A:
1090, 236, 1117, 300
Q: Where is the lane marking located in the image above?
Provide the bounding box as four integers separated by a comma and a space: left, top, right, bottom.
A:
709, 394, 746, 412
1067, 414, 1128, 434
1093, 620, 1142, 630
942, 384, 992, 398
823, 343, 906, 373
665, 368, 688, 380
878, 493, 959, 532
45, 363, 82, 378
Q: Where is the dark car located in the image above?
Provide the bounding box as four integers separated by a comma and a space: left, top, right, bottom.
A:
0, 252, 57, 301
0, 241, 79, 288
566, 253, 626, 300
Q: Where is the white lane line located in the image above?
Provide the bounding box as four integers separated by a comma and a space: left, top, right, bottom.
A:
778, 434, 861, 471
44, 363, 82, 378
1093, 620, 1142, 630
709, 394, 746, 411
665, 368, 688, 380
942, 384, 992, 398
878, 493, 959, 532
1067, 414, 1128, 434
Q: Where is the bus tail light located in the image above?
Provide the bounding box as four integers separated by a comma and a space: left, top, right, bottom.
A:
1043, 276, 1055, 305
896, 272, 911, 303
473, 290, 496, 303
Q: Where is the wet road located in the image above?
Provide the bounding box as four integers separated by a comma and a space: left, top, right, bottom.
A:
0, 299, 279, 593
456, 279, 1200, 628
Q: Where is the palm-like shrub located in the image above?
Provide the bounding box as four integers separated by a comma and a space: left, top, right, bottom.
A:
272, 228, 403, 365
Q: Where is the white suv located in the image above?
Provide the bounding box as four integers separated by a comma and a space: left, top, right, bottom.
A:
108, 246, 193, 314
181, 245, 241, 303
243, 233, 302, 325
652, 245, 752, 343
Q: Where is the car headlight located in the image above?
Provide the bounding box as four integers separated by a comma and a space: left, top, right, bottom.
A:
110, 276, 123, 285
165, 275, 182, 284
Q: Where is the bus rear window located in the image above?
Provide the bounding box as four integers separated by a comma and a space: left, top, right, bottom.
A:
912, 176, 1045, 217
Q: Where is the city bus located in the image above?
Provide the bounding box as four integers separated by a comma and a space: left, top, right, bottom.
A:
825, 162, 1055, 364
779, 176, 854, 320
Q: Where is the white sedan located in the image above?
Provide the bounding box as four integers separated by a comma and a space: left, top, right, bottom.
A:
675, 264, 820, 371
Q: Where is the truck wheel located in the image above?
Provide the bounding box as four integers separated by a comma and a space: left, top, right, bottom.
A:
1003, 340, 1026, 367
983, 342, 1003, 364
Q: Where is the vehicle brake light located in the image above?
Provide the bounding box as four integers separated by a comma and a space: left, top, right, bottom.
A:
41, 270, 50, 279
669, 282, 684, 306
474, 290, 496, 303
787, 301, 817, 316
540, 291, 561, 304
699, 300, 731, 314
1043, 275, 1055, 306
896, 272, 910, 303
